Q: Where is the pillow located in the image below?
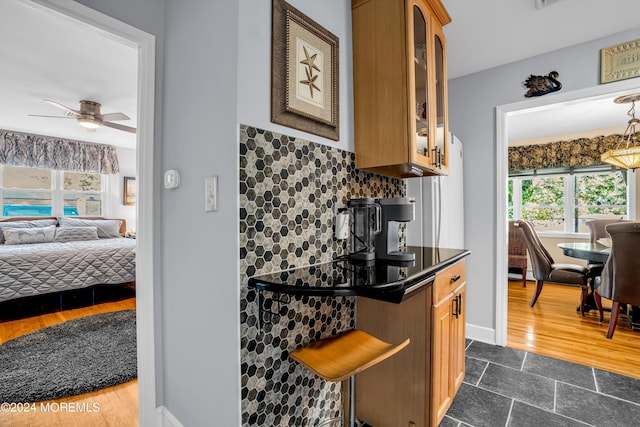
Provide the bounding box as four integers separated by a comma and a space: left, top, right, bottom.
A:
3, 225, 56, 245
0, 219, 58, 244
58, 218, 122, 238
53, 226, 99, 243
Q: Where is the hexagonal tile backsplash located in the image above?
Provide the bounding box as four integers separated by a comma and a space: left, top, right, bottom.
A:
240, 124, 404, 426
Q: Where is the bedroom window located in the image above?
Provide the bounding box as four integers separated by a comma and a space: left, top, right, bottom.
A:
63, 171, 103, 216
0, 166, 105, 217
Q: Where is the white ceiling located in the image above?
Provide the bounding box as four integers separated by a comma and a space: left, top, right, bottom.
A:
442, 0, 640, 80
0, 1, 137, 150
441, 0, 640, 143
1, 0, 639, 148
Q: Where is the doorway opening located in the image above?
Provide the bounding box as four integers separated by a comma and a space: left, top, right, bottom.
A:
495, 79, 640, 368
0, 0, 156, 424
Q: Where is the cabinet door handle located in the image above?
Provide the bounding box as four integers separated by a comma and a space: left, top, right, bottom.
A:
457, 294, 463, 316
450, 274, 461, 284
453, 296, 459, 318
432, 148, 441, 168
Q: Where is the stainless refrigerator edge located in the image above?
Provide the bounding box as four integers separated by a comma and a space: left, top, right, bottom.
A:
406, 133, 465, 249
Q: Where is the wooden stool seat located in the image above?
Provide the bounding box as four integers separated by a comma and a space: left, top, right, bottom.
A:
290, 329, 410, 382
290, 329, 410, 426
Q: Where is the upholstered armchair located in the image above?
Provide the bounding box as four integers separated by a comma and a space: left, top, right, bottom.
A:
514, 220, 599, 313
597, 222, 640, 339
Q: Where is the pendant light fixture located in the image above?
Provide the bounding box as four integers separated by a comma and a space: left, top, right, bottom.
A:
601, 93, 640, 170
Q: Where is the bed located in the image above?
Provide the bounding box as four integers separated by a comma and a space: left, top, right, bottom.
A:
0, 216, 135, 303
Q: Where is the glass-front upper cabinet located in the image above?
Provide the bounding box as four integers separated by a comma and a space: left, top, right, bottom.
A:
410, 0, 449, 174
352, 0, 451, 178
434, 25, 449, 173
413, 4, 430, 161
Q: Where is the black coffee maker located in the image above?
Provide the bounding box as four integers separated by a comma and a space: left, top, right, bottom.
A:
375, 197, 416, 262
347, 198, 381, 263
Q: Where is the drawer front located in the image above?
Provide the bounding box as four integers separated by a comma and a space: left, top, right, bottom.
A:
434, 259, 466, 304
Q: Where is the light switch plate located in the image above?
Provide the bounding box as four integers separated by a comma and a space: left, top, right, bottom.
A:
164, 169, 180, 189
205, 175, 218, 212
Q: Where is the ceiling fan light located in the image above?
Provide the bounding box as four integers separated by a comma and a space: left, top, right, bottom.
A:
77, 117, 102, 129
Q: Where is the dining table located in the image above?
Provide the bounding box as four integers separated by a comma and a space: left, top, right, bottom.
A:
557, 241, 610, 264
557, 241, 640, 330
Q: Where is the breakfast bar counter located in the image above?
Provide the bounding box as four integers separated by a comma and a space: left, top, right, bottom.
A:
248, 246, 470, 304
248, 246, 470, 426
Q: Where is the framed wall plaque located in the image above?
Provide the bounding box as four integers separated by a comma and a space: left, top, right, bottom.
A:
601, 38, 640, 84
123, 176, 136, 206
271, 0, 339, 140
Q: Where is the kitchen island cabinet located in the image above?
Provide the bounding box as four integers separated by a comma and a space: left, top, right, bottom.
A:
356, 258, 467, 426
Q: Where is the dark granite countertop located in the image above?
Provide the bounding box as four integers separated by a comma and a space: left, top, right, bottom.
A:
248, 246, 470, 303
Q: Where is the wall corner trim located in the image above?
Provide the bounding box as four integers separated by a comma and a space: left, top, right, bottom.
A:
157, 406, 185, 427
466, 323, 496, 346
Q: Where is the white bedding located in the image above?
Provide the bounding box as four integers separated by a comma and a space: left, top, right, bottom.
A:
0, 238, 135, 303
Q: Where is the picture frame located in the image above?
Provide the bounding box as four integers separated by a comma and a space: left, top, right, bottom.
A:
123, 176, 136, 206
600, 38, 640, 84
271, 0, 339, 141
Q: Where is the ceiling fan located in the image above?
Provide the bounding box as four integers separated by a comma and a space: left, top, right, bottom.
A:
30, 99, 136, 134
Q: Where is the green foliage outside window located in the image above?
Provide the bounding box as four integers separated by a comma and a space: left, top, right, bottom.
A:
508, 170, 628, 233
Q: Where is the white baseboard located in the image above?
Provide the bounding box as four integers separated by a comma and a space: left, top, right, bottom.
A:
157, 406, 184, 427
466, 323, 496, 345
508, 270, 534, 281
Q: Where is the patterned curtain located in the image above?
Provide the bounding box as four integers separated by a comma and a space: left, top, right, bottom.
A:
508, 133, 639, 172
0, 130, 119, 174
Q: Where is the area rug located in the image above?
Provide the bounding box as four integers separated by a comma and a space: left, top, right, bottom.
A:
0, 309, 137, 403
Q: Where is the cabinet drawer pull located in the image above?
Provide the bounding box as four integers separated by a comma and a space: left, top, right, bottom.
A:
450, 274, 461, 284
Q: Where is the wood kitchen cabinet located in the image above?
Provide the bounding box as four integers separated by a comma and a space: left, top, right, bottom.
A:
351, 0, 451, 178
356, 259, 466, 426
431, 261, 466, 425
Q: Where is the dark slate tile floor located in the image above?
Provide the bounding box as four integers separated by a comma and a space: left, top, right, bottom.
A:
442, 340, 640, 427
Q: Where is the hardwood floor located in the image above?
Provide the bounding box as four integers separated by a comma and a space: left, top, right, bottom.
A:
0, 298, 138, 427
508, 280, 640, 379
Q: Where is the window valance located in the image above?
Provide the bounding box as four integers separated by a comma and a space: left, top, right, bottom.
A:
0, 130, 119, 174
508, 133, 638, 172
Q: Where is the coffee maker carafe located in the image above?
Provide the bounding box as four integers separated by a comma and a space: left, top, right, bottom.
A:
347, 198, 381, 263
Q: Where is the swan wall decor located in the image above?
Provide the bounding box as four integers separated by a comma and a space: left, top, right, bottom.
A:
523, 71, 562, 97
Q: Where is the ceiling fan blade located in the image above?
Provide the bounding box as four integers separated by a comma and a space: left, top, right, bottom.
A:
103, 121, 137, 134
44, 99, 79, 116
101, 112, 130, 121
28, 114, 76, 119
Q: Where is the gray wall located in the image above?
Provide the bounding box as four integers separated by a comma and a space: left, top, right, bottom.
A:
109, 146, 136, 230
237, 0, 354, 152
448, 27, 640, 335
75, 0, 244, 426
160, 1, 240, 426
75, 0, 353, 426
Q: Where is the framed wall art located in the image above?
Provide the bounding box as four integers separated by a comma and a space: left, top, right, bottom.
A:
271, 0, 339, 140
123, 176, 136, 206
601, 38, 640, 84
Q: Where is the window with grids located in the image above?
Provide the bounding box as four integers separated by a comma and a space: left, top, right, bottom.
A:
508, 169, 629, 234
1, 166, 105, 217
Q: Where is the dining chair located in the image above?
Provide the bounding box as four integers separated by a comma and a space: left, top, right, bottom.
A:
582, 219, 627, 306
508, 221, 528, 287
585, 218, 630, 245
598, 222, 640, 339
514, 220, 599, 313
